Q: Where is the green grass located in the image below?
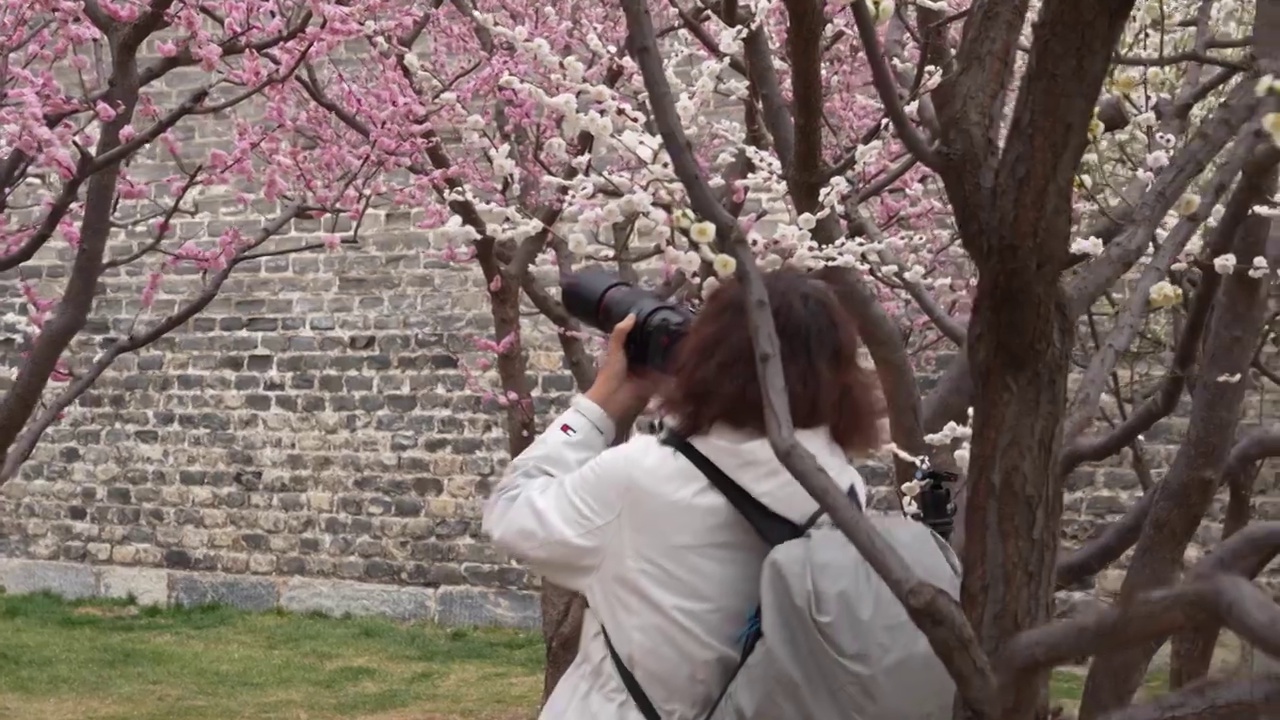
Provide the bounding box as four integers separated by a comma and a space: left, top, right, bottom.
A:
0, 591, 1201, 719
0, 592, 542, 720
1049, 666, 1169, 712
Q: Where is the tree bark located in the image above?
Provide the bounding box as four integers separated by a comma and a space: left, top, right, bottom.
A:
1167, 433, 1272, 688
1077, 147, 1280, 719
938, 2, 1138, 718
961, 276, 1073, 720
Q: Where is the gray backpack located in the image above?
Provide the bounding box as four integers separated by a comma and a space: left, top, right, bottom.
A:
602, 434, 962, 720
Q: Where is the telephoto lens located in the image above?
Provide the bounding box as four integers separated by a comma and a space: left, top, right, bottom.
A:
560, 267, 694, 372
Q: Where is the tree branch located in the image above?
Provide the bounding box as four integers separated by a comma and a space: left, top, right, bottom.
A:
847, 1, 940, 168
0, 205, 307, 482
0, 40, 146, 472
1002, 571, 1280, 698
1099, 676, 1280, 720
619, 0, 997, 713
1065, 82, 1262, 312
1061, 135, 1274, 474
1079, 145, 1280, 719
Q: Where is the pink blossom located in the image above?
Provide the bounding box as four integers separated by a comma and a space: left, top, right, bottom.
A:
94, 101, 117, 122
141, 271, 163, 309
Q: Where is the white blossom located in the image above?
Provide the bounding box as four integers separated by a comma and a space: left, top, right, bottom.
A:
1148, 280, 1182, 309
1173, 193, 1200, 217
1248, 255, 1269, 279
689, 221, 716, 245
1264, 113, 1280, 148
1213, 253, 1237, 275
1070, 235, 1105, 256
712, 253, 737, 278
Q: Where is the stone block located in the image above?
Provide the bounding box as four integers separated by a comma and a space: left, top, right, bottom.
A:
170, 572, 278, 612
435, 586, 540, 630
280, 577, 435, 621
98, 566, 169, 607
0, 558, 96, 599
1253, 644, 1280, 675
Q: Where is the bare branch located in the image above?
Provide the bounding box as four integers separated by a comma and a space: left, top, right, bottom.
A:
0, 204, 307, 482
1099, 676, 1280, 720
1003, 572, 1280, 693
847, 0, 940, 168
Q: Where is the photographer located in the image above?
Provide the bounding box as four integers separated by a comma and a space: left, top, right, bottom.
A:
482, 269, 882, 720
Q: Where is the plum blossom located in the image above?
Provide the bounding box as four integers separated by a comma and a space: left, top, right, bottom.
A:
712, 253, 737, 278
1147, 280, 1182, 309
1247, 256, 1269, 279
1264, 113, 1280, 148
689, 221, 716, 245
1173, 193, 1200, 217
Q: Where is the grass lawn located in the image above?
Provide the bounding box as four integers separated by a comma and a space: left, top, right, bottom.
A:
0, 592, 542, 720
0, 591, 1194, 719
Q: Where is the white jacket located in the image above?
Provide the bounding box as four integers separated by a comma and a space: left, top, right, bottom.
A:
482, 395, 868, 720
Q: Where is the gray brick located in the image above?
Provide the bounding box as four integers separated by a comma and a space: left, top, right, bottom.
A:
0, 558, 97, 599
436, 586, 540, 630
280, 577, 435, 621
170, 572, 278, 611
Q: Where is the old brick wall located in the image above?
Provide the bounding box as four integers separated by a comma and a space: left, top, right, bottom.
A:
0, 206, 576, 623
1, 35, 1278, 625
2, 229, 1276, 622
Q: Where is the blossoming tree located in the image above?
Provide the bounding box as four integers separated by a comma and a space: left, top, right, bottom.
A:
0, 1, 392, 488
289, 0, 1280, 715
290, 0, 971, 694
9, 0, 1280, 717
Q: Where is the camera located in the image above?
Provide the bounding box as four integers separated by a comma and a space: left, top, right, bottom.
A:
560, 267, 694, 372
910, 467, 958, 541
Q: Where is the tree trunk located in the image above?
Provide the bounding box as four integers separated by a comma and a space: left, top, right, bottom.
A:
960, 272, 1073, 720
475, 257, 583, 702
540, 583, 587, 700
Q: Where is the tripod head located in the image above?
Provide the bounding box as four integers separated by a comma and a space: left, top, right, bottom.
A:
908, 466, 958, 541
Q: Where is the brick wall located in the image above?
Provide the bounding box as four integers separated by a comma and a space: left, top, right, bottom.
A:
1, 36, 1277, 626
1, 226, 1276, 623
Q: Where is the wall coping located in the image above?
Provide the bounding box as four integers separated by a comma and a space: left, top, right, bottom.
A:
0, 557, 540, 630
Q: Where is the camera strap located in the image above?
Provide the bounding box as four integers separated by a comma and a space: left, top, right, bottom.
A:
659, 432, 804, 547
599, 433, 809, 720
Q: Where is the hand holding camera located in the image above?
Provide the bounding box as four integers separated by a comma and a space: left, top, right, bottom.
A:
563, 267, 692, 428
584, 314, 664, 428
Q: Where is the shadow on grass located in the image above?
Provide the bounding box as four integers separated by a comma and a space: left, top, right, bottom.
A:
0, 591, 541, 720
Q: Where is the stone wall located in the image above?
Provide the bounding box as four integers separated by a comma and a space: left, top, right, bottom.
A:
1, 228, 1276, 624
1, 36, 1278, 627
0, 211, 577, 625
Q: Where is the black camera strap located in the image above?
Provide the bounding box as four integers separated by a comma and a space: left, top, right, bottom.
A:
660, 433, 804, 547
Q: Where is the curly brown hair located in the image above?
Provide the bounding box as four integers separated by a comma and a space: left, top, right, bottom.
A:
658, 268, 883, 454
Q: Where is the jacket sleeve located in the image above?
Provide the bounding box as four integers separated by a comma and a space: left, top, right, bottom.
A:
482, 394, 636, 592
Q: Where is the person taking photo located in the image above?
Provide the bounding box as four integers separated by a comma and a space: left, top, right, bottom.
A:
482, 268, 883, 720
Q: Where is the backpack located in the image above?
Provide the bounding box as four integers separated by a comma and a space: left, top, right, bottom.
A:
601, 433, 963, 720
